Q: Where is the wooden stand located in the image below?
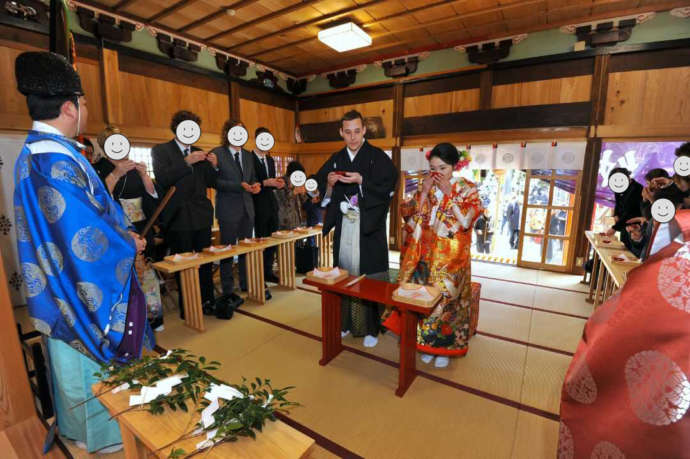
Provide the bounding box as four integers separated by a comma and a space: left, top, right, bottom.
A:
304, 276, 437, 397
93, 382, 314, 458
305, 269, 349, 285
278, 240, 297, 289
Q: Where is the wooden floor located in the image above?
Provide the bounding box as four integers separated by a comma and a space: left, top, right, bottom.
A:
34, 261, 591, 458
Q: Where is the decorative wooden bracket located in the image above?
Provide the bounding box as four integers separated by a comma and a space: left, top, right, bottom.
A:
575, 20, 636, 47
76, 7, 134, 43
156, 33, 200, 62
256, 69, 279, 90
465, 40, 513, 65
327, 69, 357, 89
215, 54, 249, 78
382, 56, 419, 78
287, 78, 307, 95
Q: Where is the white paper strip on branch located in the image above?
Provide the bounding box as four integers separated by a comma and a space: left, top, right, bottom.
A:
468, 144, 494, 169
401, 148, 428, 171
551, 141, 586, 170
523, 142, 551, 169
495, 144, 523, 169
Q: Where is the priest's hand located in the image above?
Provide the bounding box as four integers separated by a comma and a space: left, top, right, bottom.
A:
327, 172, 340, 187
185, 151, 207, 165
129, 231, 147, 254
206, 152, 218, 168
339, 172, 362, 185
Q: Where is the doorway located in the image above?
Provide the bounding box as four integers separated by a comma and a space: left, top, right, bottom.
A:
517, 169, 582, 272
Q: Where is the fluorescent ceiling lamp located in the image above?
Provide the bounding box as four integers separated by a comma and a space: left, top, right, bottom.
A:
318, 22, 372, 52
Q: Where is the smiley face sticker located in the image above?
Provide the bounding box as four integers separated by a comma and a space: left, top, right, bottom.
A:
674, 156, 690, 177
608, 172, 630, 194
228, 125, 248, 147
255, 132, 275, 152
290, 170, 307, 187
305, 178, 318, 193
651, 198, 676, 223
176, 120, 201, 145
103, 134, 131, 160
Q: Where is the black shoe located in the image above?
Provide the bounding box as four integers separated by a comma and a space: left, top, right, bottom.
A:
265, 289, 272, 301
230, 292, 244, 308
214, 295, 235, 320
266, 274, 280, 284
202, 299, 216, 316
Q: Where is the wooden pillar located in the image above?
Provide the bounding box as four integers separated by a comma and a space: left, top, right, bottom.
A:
390, 83, 405, 250
479, 70, 493, 110
574, 54, 609, 272
99, 47, 122, 126
229, 80, 241, 120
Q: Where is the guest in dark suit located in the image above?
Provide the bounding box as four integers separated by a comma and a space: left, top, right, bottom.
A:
252, 127, 284, 283
151, 110, 218, 318
210, 120, 261, 297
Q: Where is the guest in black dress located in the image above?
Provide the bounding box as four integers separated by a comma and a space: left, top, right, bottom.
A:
94, 126, 165, 331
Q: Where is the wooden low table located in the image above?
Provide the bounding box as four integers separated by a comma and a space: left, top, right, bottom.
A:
303, 276, 437, 397
584, 231, 640, 307
153, 242, 272, 332
153, 228, 332, 332
93, 383, 314, 458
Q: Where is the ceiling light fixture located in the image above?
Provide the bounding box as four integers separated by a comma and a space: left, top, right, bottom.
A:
318, 22, 371, 53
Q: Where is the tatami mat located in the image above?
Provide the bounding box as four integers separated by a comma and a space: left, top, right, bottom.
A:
13, 262, 593, 458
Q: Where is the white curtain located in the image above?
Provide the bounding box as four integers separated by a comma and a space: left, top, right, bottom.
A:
0, 134, 29, 306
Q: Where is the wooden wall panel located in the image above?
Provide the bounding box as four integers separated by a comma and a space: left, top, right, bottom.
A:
239, 98, 295, 151
404, 89, 480, 117
491, 75, 592, 109
604, 67, 690, 127
299, 100, 394, 138
298, 153, 332, 176
0, 45, 30, 122
76, 59, 104, 126
118, 70, 228, 142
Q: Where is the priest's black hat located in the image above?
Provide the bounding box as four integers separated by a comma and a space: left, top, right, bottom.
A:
15, 51, 84, 97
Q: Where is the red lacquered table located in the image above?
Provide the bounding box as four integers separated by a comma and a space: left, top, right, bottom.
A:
303, 276, 437, 397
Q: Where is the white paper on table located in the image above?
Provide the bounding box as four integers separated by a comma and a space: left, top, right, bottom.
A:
201, 398, 220, 428
129, 394, 143, 405
204, 383, 243, 402
396, 286, 434, 301
153, 373, 187, 391
312, 267, 341, 279
172, 253, 199, 262
207, 245, 232, 253
613, 253, 637, 263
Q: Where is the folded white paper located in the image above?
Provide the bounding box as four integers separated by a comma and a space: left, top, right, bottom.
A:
312, 268, 341, 279
204, 383, 244, 402
201, 398, 220, 428
396, 285, 434, 301
208, 245, 232, 252
172, 253, 199, 262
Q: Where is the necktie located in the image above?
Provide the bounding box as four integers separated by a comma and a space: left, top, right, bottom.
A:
234, 151, 242, 172
260, 157, 268, 177
184, 146, 190, 156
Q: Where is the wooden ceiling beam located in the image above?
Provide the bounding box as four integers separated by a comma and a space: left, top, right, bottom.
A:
112, 0, 136, 11
226, 0, 398, 52
147, 0, 197, 22
297, 0, 688, 76
177, 0, 261, 33
75, 0, 294, 75
250, 0, 678, 63
205, 0, 322, 42
247, 0, 480, 58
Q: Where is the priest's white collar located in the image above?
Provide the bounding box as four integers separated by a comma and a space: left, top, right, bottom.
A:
32, 120, 66, 137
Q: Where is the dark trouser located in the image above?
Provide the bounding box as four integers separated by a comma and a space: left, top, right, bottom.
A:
341, 271, 389, 337
254, 213, 278, 278
510, 229, 520, 249
219, 216, 254, 294
168, 228, 214, 315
